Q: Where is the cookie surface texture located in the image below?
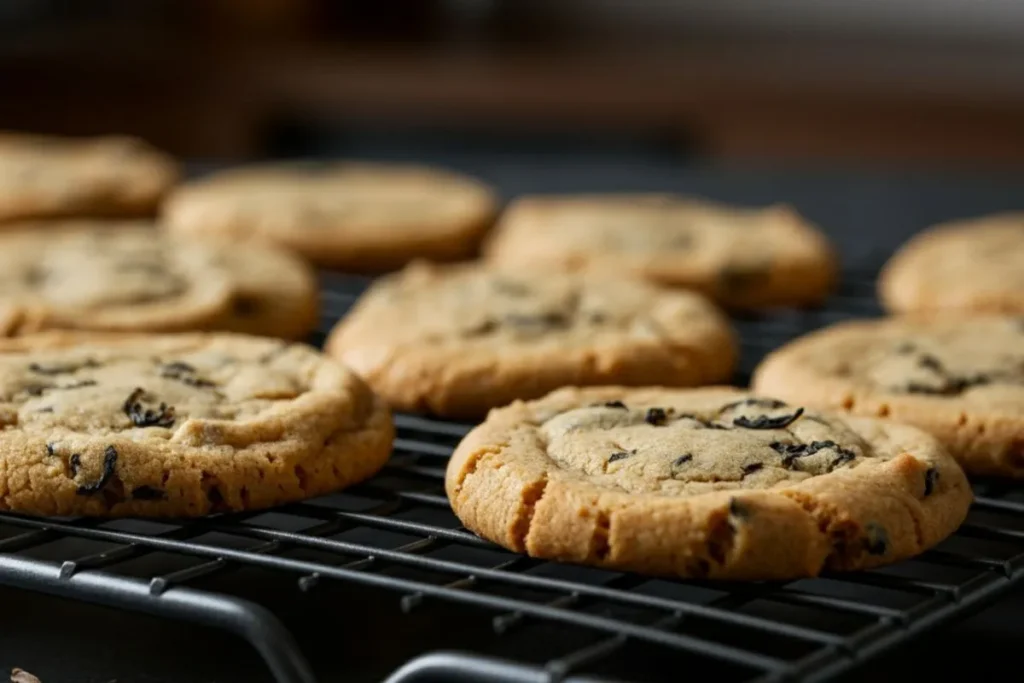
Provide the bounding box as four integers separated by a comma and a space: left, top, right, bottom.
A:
325, 262, 737, 418
0, 222, 235, 334
446, 386, 970, 580
0, 133, 178, 222
207, 239, 320, 340
0, 222, 318, 339
879, 213, 1024, 314
0, 332, 393, 516
483, 194, 837, 309
163, 162, 498, 271
752, 316, 1024, 477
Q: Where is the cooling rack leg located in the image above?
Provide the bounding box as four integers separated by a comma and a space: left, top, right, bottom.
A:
0, 553, 317, 683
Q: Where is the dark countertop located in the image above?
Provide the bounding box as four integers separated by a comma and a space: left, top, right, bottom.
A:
2, 151, 1023, 683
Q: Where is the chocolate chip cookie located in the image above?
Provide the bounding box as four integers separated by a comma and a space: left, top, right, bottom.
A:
483, 194, 837, 309
879, 213, 1024, 314
325, 262, 737, 418
0, 133, 178, 222
0, 332, 393, 516
752, 316, 1024, 477
446, 386, 970, 580
162, 161, 498, 272
0, 222, 318, 339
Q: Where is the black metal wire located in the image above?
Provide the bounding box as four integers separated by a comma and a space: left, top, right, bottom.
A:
1, 269, 1023, 683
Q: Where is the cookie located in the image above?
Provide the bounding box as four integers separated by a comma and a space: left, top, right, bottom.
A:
483, 194, 837, 309
0, 222, 319, 339
446, 386, 970, 580
751, 315, 1024, 477
0, 133, 178, 222
325, 261, 737, 418
879, 213, 1024, 314
162, 161, 498, 272
0, 332, 393, 516
0, 222, 235, 334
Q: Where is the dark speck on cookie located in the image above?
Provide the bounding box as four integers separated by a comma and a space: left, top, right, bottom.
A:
463, 319, 498, 337
608, 450, 634, 463
75, 445, 118, 495
160, 362, 215, 388
645, 407, 668, 426
28, 359, 100, 376
22, 383, 51, 397
728, 497, 750, 519
123, 387, 176, 428
923, 467, 939, 497
504, 312, 570, 329
864, 523, 888, 556
733, 408, 804, 430
829, 450, 856, 471
719, 262, 770, 293
671, 453, 693, 468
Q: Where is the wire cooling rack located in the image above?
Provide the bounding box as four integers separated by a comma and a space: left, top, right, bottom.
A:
1, 269, 1023, 683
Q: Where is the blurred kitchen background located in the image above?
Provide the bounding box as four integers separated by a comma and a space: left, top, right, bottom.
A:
4, 0, 1024, 167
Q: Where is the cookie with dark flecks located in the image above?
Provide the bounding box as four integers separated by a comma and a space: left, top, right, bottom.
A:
482, 194, 837, 309
752, 315, 1024, 477
0, 132, 178, 222
324, 261, 737, 418
0, 331, 393, 516
879, 213, 1024, 314
0, 222, 318, 339
161, 161, 498, 272
446, 386, 970, 580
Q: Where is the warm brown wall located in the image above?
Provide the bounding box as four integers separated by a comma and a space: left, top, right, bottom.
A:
3, 1, 1024, 164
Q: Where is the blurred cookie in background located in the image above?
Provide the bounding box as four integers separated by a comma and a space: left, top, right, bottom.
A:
879, 213, 1024, 314
752, 315, 1024, 477
325, 260, 737, 418
0, 221, 318, 339
0, 133, 179, 222
162, 161, 498, 272
484, 193, 837, 309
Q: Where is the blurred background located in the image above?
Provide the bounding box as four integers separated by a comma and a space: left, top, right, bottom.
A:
4, 0, 1024, 166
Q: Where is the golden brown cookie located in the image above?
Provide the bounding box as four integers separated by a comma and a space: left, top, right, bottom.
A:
879, 213, 1024, 314
0, 332, 393, 517
483, 194, 837, 309
446, 386, 970, 580
751, 315, 1024, 477
0, 222, 319, 339
0, 132, 178, 222
325, 262, 737, 418
162, 161, 498, 271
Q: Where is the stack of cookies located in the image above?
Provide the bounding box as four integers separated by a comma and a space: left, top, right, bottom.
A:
4, 131, 1020, 585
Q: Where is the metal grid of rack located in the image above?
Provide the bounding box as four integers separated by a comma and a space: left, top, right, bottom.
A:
1, 269, 1023, 683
